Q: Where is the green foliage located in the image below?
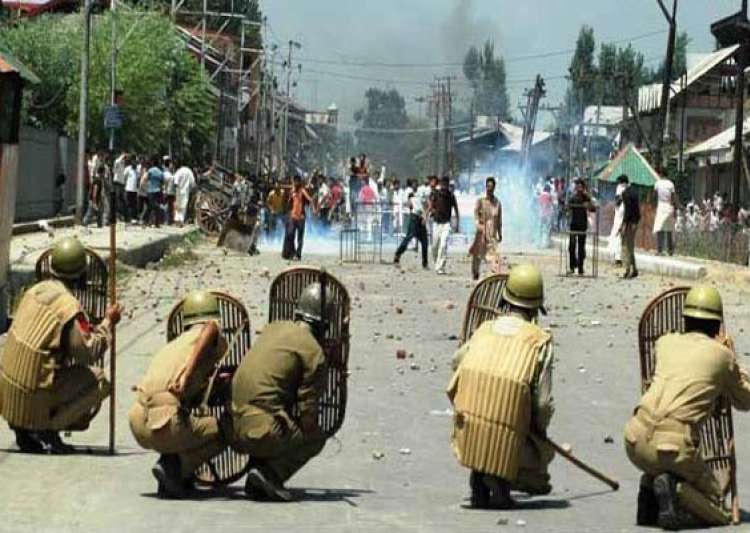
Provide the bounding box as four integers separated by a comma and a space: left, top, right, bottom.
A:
0, 10, 215, 164
354, 87, 429, 177
598, 43, 649, 107
564, 25, 597, 122
463, 39, 510, 119
650, 31, 690, 82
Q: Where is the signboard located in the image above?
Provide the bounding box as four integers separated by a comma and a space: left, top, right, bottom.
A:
104, 105, 123, 130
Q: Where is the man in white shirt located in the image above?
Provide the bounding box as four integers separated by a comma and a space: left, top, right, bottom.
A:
394, 178, 429, 269
162, 156, 176, 225
173, 163, 196, 227
653, 176, 677, 256
112, 152, 128, 221
123, 155, 139, 222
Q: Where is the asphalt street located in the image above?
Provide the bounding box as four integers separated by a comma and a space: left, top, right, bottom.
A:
1, 240, 749, 533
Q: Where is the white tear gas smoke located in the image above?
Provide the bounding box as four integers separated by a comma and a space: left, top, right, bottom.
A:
457, 150, 545, 248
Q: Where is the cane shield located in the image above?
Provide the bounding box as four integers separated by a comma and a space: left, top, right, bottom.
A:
36, 247, 109, 324
638, 287, 739, 518
36, 247, 109, 367
167, 291, 252, 486
459, 274, 509, 345
267, 266, 351, 438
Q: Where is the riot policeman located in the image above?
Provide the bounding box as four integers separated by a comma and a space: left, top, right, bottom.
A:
0, 237, 119, 453
625, 287, 750, 529
448, 263, 555, 508
229, 283, 330, 502
129, 291, 230, 499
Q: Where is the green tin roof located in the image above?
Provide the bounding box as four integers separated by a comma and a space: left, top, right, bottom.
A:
0, 40, 40, 84
594, 143, 659, 187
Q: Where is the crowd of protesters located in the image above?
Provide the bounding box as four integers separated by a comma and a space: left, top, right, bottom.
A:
83, 150, 197, 228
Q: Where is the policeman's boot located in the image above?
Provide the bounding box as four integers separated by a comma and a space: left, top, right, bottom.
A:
653, 473, 701, 530
469, 470, 490, 509
636, 474, 658, 526
483, 474, 515, 510
152, 454, 186, 499
11, 427, 47, 454
244, 463, 293, 502
39, 431, 76, 455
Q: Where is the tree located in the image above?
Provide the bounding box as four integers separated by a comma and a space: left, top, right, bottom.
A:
463, 39, 510, 119
0, 10, 215, 164
353, 87, 428, 177
563, 25, 597, 124
651, 31, 690, 82
598, 42, 649, 107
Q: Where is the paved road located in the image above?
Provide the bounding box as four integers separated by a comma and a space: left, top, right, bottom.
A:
1, 241, 749, 533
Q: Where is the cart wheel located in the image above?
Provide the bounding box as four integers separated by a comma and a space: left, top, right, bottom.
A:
196, 192, 229, 237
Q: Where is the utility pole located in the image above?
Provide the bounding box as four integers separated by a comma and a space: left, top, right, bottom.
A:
655, 0, 678, 173
520, 75, 546, 174
432, 82, 440, 176
76, 0, 92, 223
282, 40, 301, 178
234, 21, 246, 171
734, 0, 749, 205
109, 0, 117, 152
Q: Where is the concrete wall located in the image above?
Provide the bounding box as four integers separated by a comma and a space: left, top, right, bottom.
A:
0, 144, 20, 332
14, 127, 77, 222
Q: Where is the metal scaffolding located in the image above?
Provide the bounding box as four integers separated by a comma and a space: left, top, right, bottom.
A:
169, 0, 262, 171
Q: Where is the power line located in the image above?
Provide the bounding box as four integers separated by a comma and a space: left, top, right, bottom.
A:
292, 29, 669, 69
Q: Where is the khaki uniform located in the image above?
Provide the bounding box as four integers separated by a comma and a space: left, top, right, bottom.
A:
0, 280, 111, 431
448, 316, 554, 492
129, 325, 228, 478
230, 321, 326, 482
625, 332, 750, 504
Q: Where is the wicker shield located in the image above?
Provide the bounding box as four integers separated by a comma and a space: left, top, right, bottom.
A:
638, 287, 739, 519
166, 291, 252, 486
459, 274, 509, 345
35, 247, 109, 324
35, 247, 109, 368
267, 266, 351, 438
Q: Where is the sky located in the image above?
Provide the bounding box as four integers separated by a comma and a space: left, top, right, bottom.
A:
262, 0, 746, 128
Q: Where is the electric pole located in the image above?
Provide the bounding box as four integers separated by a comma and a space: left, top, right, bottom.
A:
654, 0, 678, 173
109, 0, 117, 152
76, 0, 92, 223
282, 40, 301, 178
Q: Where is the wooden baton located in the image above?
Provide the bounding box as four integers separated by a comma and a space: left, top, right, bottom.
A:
541, 435, 620, 491
108, 186, 117, 455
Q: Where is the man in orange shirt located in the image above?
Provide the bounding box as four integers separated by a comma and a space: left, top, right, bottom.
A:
282, 175, 316, 260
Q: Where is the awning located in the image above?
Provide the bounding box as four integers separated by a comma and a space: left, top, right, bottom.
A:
594, 143, 659, 187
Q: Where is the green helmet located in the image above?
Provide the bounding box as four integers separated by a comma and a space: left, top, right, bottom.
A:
683, 286, 723, 322
50, 237, 87, 279
183, 291, 221, 326
295, 282, 334, 325
502, 263, 545, 313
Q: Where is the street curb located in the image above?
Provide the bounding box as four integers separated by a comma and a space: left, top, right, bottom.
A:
7, 227, 201, 300
552, 236, 707, 280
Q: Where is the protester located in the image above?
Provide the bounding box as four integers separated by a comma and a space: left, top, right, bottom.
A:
112, 151, 128, 221
83, 165, 105, 228
430, 176, 459, 275
124, 155, 139, 222
567, 179, 594, 276
619, 174, 641, 279
538, 185, 554, 248
394, 178, 429, 269
282, 175, 316, 261
162, 156, 176, 225
173, 162, 196, 227
653, 174, 677, 256
469, 176, 503, 280
140, 156, 164, 227
608, 179, 627, 265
